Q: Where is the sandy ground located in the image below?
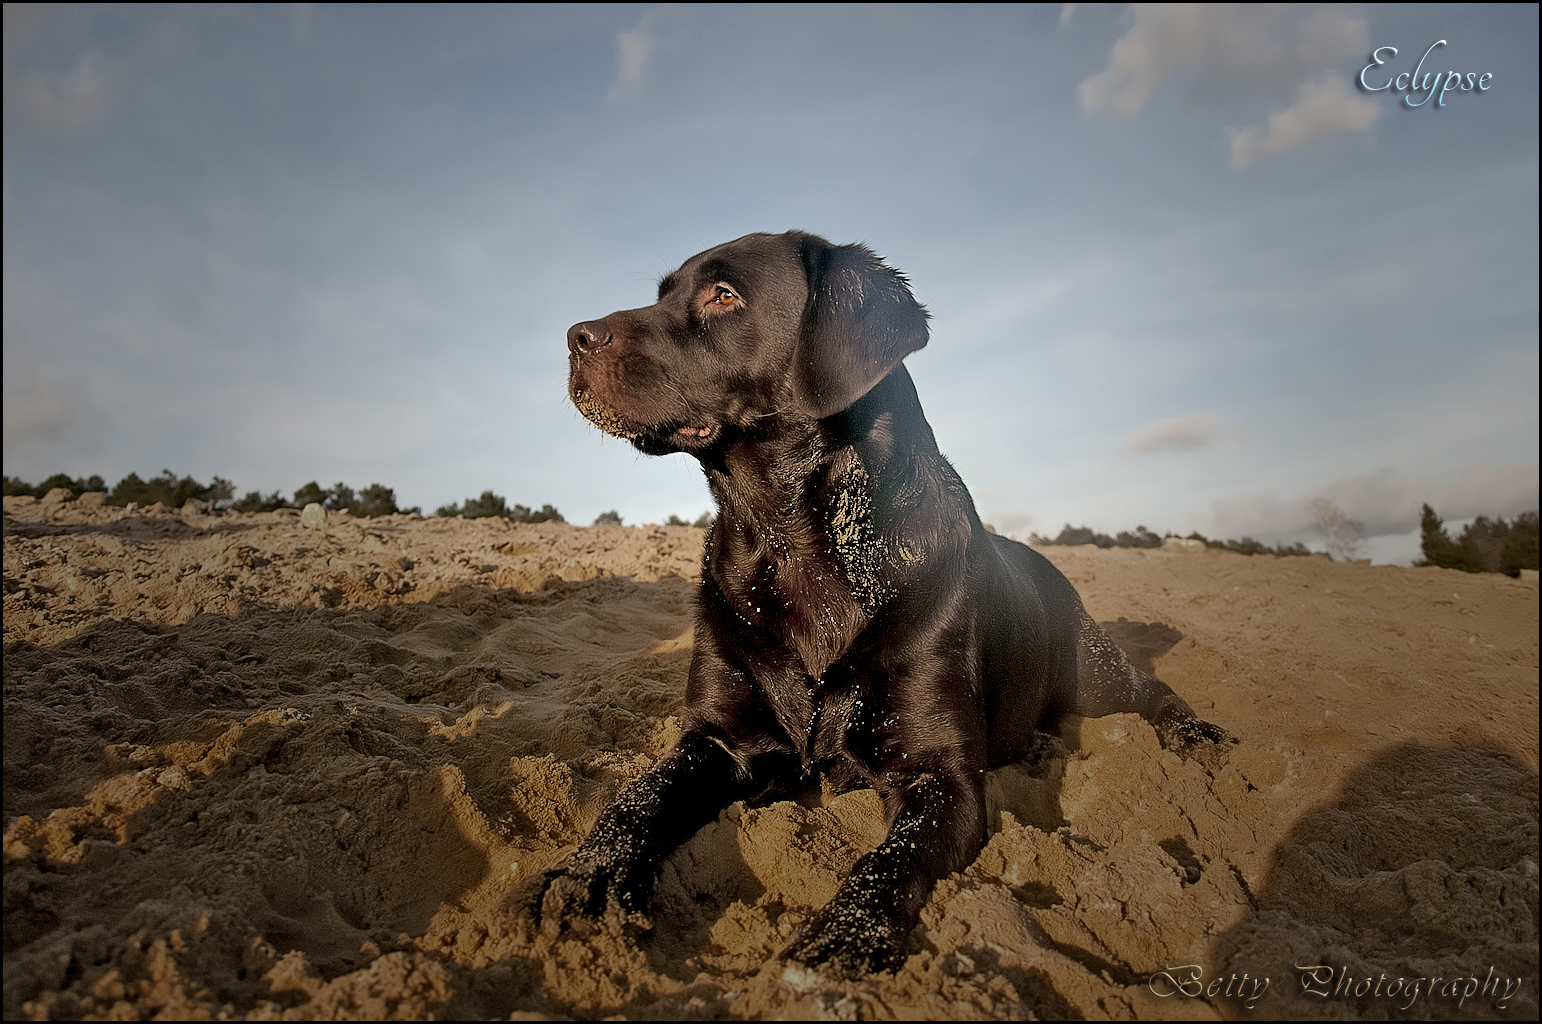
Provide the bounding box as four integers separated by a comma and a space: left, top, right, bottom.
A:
3, 492, 1537, 1021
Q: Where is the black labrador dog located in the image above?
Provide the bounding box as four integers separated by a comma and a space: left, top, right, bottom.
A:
525, 230, 1229, 977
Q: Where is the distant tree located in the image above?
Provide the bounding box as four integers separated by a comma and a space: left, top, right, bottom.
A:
1036, 524, 1117, 548
1114, 525, 1163, 549
513, 503, 565, 524
208, 476, 236, 509
665, 514, 689, 527
1459, 515, 1508, 574
593, 510, 623, 526
109, 469, 220, 508
352, 483, 400, 517
3, 473, 106, 498
293, 481, 327, 507
233, 490, 288, 513
323, 482, 356, 512
692, 511, 714, 528
447, 492, 502, 518
1419, 504, 1539, 577
1502, 511, 1539, 576
1029, 523, 1316, 557
436, 491, 564, 523
1309, 498, 1362, 561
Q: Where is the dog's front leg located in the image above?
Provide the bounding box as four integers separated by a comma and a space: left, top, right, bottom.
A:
783, 759, 987, 977
515, 728, 761, 938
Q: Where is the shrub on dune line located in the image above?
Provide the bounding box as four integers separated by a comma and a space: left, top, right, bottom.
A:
108, 470, 235, 509
5, 471, 419, 517
1419, 504, 1538, 577
1028, 523, 1317, 558
231, 479, 420, 517
4, 473, 107, 498
434, 490, 564, 523
2, 468, 235, 508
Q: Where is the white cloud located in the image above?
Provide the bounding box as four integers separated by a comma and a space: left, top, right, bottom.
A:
1077, 5, 1375, 168
1228, 73, 1380, 170
610, 8, 670, 101
5, 54, 114, 137
1118, 413, 1222, 455
989, 509, 1035, 538
2, 361, 73, 454
1213, 462, 1540, 540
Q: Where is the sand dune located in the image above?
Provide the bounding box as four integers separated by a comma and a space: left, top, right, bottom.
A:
4, 494, 1536, 1019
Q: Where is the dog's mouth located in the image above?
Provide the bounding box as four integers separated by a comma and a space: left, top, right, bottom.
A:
572, 387, 643, 440
671, 423, 719, 446
572, 387, 720, 450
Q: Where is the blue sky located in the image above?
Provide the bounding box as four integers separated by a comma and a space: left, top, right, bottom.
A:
4, 4, 1537, 562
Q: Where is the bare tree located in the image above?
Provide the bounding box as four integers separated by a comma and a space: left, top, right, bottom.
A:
1308, 498, 1363, 561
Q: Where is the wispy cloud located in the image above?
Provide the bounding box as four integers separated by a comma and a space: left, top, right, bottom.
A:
1077, 5, 1377, 169
1214, 462, 1540, 540
610, 7, 672, 101
1228, 73, 1379, 170
4, 53, 115, 138
1118, 414, 1223, 455
2, 360, 73, 456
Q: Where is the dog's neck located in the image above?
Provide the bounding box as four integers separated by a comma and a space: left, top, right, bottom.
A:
696, 367, 960, 680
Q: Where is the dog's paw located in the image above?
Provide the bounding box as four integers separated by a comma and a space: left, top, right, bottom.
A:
1157, 715, 1238, 771
780, 896, 906, 979
509, 853, 651, 941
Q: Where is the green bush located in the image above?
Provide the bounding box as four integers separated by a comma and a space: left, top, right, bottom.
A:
8, 470, 419, 517
1419, 504, 1538, 577
107, 470, 234, 508
664, 512, 714, 528
4, 473, 107, 498
1029, 523, 1318, 558
290, 480, 415, 517
1031, 524, 1116, 548
232, 490, 289, 513
293, 481, 327, 508
1114, 525, 1163, 549
435, 491, 564, 523
593, 510, 623, 526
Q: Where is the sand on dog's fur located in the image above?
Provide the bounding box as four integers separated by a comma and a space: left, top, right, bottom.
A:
3, 494, 1536, 1020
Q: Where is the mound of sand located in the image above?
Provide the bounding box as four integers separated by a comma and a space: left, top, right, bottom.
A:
4, 494, 1536, 1020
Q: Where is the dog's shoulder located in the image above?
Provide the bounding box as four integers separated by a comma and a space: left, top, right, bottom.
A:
820, 366, 979, 601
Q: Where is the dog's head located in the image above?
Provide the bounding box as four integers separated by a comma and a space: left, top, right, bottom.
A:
567, 231, 929, 455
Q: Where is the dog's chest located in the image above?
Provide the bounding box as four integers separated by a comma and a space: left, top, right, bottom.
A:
716, 528, 869, 683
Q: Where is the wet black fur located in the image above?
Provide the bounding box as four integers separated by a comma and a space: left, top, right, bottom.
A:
525, 230, 1231, 977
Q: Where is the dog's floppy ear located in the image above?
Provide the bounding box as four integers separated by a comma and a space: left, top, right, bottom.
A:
793, 238, 930, 420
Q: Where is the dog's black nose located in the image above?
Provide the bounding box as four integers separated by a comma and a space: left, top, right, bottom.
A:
568, 320, 612, 355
